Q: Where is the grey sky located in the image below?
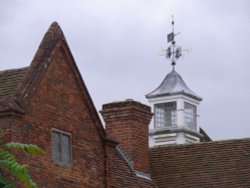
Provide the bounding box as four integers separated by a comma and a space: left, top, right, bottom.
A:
1, 0, 250, 140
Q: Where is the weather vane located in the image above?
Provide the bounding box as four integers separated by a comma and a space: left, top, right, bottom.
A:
165, 15, 183, 70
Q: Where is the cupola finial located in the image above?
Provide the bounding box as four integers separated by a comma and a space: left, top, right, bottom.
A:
165, 15, 182, 70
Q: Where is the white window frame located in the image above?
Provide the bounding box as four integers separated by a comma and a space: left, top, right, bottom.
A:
184, 102, 197, 130
154, 102, 177, 128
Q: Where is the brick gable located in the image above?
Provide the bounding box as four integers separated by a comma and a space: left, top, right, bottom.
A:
1, 20, 250, 188
1, 22, 106, 188
19, 47, 106, 187
0, 22, 158, 188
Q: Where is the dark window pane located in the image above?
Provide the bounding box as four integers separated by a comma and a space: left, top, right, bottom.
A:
52, 130, 72, 165
61, 134, 71, 164
52, 131, 60, 162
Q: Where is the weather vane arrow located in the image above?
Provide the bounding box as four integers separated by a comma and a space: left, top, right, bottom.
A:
159, 15, 192, 70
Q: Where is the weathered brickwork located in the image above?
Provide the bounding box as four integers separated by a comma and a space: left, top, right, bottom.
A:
3, 21, 250, 188
101, 100, 153, 174
9, 47, 106, 187
0, 22, 157, 188
105, 140, 157, 188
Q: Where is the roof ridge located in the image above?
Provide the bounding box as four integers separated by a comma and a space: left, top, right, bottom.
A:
150, 137, 250, 149
15, 22, 66, 99
13, 22, 106, 140
0, 67, 29, 74
43, 21, 65, 42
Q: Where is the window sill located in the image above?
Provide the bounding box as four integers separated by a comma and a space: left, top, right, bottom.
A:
53, 161, 73, 168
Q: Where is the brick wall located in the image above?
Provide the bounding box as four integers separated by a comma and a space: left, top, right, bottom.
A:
0, 22, 158, 188
8, 46, 106, 188
101, 99, 153, 174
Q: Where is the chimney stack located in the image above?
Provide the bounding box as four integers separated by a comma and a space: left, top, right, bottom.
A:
100, 99, 152, 174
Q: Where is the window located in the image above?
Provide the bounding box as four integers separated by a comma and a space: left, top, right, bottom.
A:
184, 102, 197, 130
154, 102, 177, 128
51, 129, 72, 165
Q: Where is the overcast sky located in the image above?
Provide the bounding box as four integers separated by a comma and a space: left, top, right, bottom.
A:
1, 0, 250, 140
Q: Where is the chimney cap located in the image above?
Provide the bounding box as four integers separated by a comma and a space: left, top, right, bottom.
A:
102, 99, 151, 112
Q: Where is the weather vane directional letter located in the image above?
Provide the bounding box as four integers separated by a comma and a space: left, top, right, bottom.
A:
165, 15, 182, 70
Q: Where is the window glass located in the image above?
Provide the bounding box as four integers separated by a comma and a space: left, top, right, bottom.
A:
61, 134, 71, 164
52, 131, 60, 162
184, 102, 197, 130
154, 102, 177, 128
51, 130, 71, 165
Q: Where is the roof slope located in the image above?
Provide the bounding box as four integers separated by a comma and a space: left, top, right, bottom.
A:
146, 70, 202, 101
150, 138, 250, 188
15, 22, 66, 100
0, 67, 28, 114
107, 145, 157, 188
0, 22, 106, 137
0, 67, 28, 99
0, 22, 66, 113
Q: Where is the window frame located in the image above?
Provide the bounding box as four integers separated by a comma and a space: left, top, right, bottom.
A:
154, 102, 177, 128
184, 102, 197, 130
51, 128, 72, 166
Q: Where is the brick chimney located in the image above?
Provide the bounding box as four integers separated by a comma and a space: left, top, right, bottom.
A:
100, 99, 153, 174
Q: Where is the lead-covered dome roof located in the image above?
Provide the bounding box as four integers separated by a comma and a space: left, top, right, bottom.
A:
146, 70, 202, 101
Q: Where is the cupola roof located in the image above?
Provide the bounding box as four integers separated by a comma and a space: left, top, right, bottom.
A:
146, 69, 202, 101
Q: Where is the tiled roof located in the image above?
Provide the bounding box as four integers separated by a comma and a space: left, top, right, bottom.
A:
109, 145, 157, 188
150, 138, 250, 188
0, 67, 28, 99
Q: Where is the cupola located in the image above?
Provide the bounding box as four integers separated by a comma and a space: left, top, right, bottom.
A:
147, 17, 203, 146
